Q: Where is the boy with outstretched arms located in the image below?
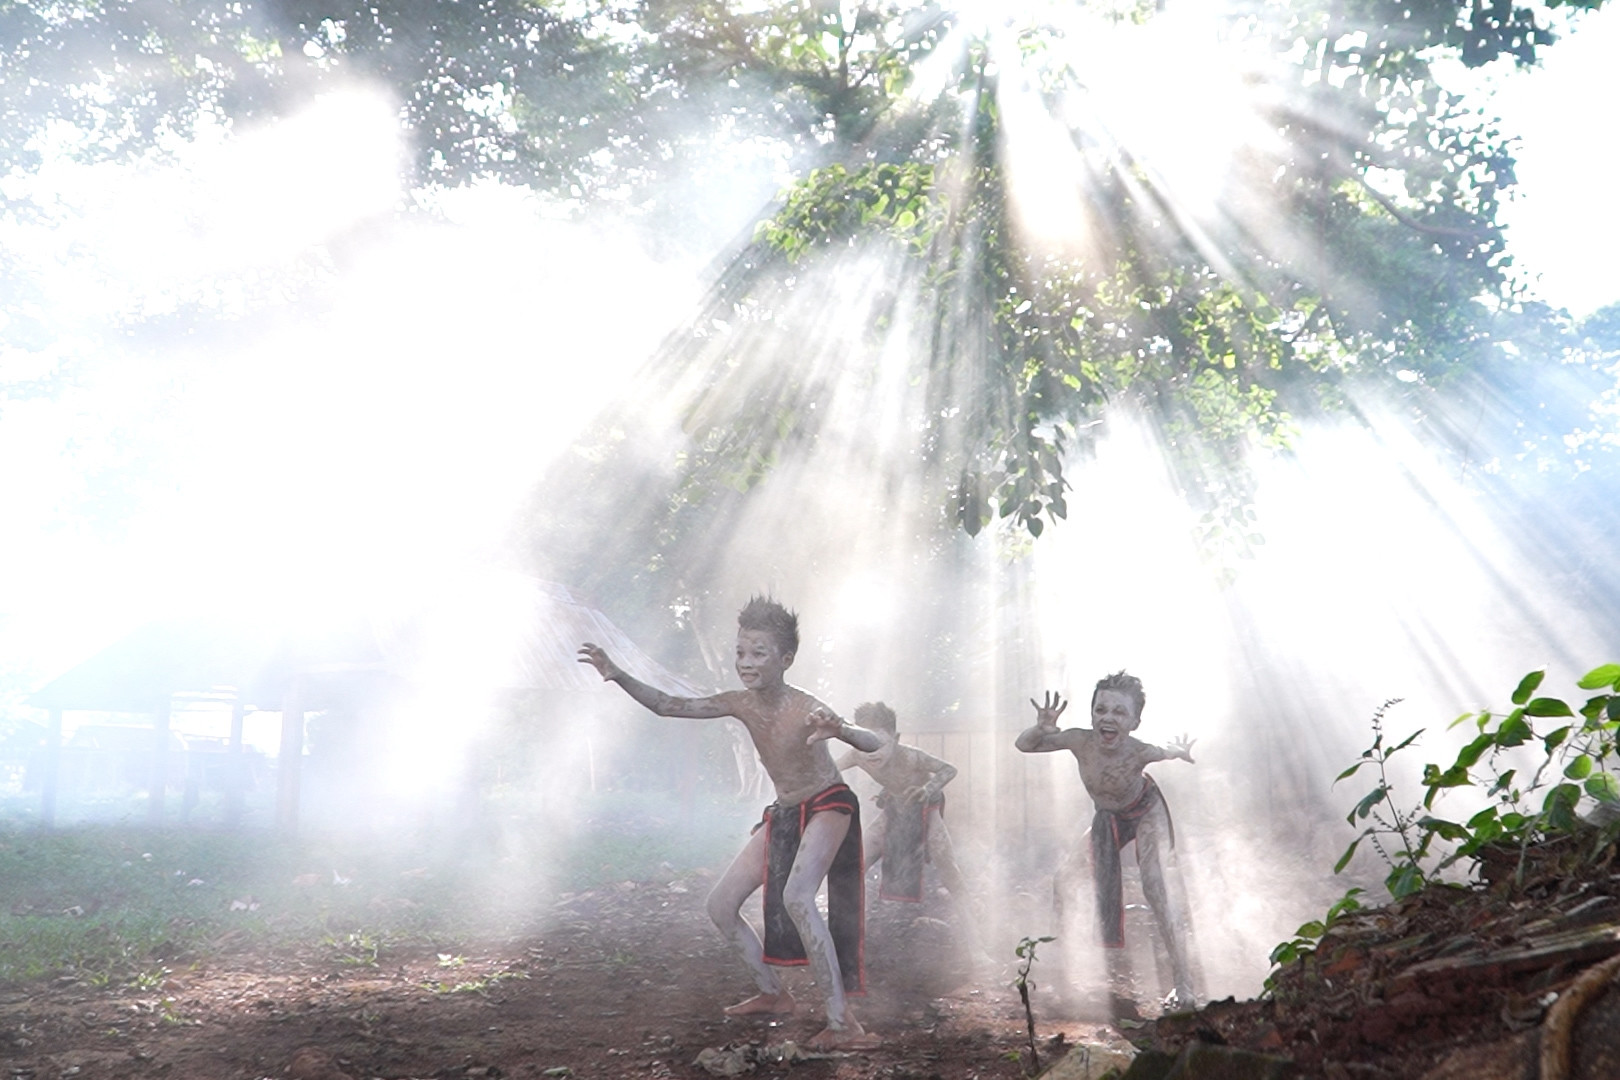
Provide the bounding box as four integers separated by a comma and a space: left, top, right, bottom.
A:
578, 597, 883, 1050
1015, 672, 1198, 1011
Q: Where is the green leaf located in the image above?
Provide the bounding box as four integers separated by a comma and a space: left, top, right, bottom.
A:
1456, 732, 1494, 769
1576, 664, 1620, 691
1564, 754, 1594, 780
1326, 888, 1366, 922
1544, 783, 1582, 832
1335, 761, 1368, 783
1387, 864, 1424, 900
1543, 726, 1572, 753
1526, 697, 1574, 718
1424, 764, 1471, 791
1269, 941, 1298, 966
1466, 806, 1500, 829
1417, 815, 1468, 841
1334, 836, 1363, 873
1349, 785, 1387, 823
1584, 773, 1620, 804
1294, 920, 1325, 939
1496, 713, 1534, 747
1511, 669, 1545, 705
1390, 729, 1424, 753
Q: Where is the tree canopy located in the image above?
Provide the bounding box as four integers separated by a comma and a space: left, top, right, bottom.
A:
3, 0, 1614, 565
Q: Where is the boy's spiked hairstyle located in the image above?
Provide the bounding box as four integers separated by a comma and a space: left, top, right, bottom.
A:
1092, 670, 1146, 720
853, 701, 897, 734
737, 595, 799, 657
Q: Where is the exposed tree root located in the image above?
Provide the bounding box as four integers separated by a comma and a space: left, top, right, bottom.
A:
1539, 951, 1620, 1080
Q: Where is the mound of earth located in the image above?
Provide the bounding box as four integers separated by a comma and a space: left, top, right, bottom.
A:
1134, 834, 1620, 1080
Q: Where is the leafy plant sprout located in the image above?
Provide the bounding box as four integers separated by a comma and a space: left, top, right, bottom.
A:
1333, 696, 1429, 901
1012, 934, 1055, 1077
1270, 663, 1620, 982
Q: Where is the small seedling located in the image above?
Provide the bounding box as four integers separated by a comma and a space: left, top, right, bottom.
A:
1013, 935, 1055, 1076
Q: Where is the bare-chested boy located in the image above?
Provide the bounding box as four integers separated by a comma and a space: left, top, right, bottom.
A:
834, 703, 969, 905
578, 596, 883, 1050
1015, 672, 1197, 1011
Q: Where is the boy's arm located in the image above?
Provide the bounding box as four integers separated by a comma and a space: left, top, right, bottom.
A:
832, 748, 859, 771
577, 643, 734, 719
1015, 691, 1079, 753
1137, 734, 1197, 765
806, 706, 884, 753
903, 747, 957, 802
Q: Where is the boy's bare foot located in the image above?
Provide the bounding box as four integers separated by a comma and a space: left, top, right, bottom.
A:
806, 1022, 881, 1051
722, 991, 796, 1017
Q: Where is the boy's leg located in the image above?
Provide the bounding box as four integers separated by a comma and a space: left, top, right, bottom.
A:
706, 826, 794, 1015
863, 808, 887, 872
925, 820, 993, 961
924, 815, 967, 897
782, 809, 878, 1048
1135, 804, 1194, 1008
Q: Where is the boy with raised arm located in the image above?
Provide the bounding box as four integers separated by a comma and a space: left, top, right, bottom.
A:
578, 596, 883, 1050
1015, 671, 1197, 1012
834, 702, 969, 905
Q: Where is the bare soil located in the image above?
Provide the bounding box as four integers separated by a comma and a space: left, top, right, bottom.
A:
5, 836, 1619, 1080
0, 877, 1086, 1080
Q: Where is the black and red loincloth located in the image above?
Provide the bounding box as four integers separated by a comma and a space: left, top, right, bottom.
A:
1090, 773, 1174, 949
874, 789, 945, 902
756, 784, 864, 994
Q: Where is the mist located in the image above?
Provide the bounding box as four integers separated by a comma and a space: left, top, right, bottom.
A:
3, 2, 1618, 1013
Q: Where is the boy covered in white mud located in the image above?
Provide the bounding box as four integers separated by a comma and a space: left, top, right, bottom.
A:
578, 596, 883, 1049
833, 703, 971, 907
1015, 672, 1197, 1011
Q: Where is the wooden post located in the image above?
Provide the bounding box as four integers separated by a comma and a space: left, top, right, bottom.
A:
226, 697, 246, 828
41, 707, 63, 828
149, 696, 171, 823
276, 679, 303, 834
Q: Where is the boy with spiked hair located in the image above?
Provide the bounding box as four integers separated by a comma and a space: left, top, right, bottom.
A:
1016, 671, 1197, 1012
579, 596, 883, 1049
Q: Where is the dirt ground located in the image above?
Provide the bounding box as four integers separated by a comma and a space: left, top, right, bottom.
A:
4, 835, 1619, 1080
0, 872, 1107, 1080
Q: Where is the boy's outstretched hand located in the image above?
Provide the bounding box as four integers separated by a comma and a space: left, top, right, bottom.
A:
1030, 690, 1068, 728
1167, 733, 1197, 763
577, 642, 623, 682
805, 705, 844, 745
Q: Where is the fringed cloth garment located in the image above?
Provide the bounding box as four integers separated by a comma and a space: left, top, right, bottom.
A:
874, 789, 945, 902
756, 783, 865, 993
1090, 773, 1174, 949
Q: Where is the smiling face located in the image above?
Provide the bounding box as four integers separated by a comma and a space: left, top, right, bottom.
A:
1091, 687, 1141, 749
735, 628, 792, 691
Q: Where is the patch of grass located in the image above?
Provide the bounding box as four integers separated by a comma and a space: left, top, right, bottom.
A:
422, 969, 528, 995
0, 790, 747, 989
323, 931, 385, 967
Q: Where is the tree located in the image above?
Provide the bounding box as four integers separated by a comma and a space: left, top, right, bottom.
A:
3, 0, 1612, 559
630, 0, 1614, 550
